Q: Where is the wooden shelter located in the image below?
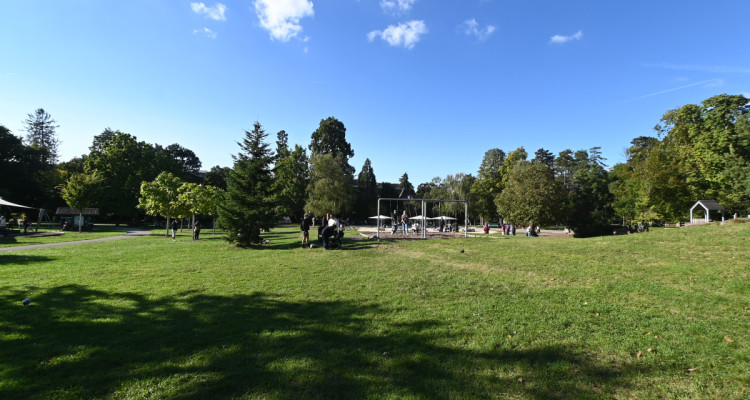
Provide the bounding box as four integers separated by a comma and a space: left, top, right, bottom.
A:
689, 200, 724, 224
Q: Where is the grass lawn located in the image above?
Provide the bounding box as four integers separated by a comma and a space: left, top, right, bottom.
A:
1, 223, 748, 399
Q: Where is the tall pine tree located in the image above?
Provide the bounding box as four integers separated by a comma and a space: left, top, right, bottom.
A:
218, 122, 275, 247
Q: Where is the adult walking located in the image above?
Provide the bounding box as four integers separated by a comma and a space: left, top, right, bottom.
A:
171, 219, 179, 241
401, 210, 409, 235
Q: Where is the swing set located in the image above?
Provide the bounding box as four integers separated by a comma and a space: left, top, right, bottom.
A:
375, 197, 468, 240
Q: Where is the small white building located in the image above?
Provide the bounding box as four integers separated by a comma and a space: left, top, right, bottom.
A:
689, 200, 725, 224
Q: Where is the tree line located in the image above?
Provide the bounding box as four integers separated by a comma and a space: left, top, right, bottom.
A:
1, 93, 748, 245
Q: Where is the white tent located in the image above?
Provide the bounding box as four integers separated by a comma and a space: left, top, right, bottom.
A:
368, 215, 391, 220
0, 197, 34, 209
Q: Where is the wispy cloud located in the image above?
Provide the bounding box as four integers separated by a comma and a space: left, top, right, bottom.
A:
190, 2, 227, 21
458, 19, 495, 41
622, 79, 722, 103
644, 63, 750, 74
193, 27, 217, 39
368, 20, 427, 50
380, 0, 417, 14
254, 0, 314, 42
549, 30, 582, 44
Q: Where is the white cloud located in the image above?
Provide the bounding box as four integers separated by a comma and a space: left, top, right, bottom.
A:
254, 0, 314, 42
190, 2, 227, 21
380, 0, 417, 14
549, 30, 582, 44
193, 27, 218, 39
368, 20, 427, 49
459, 19, 496, 41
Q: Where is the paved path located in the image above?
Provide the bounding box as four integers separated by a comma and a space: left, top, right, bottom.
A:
0, 228, 153, 253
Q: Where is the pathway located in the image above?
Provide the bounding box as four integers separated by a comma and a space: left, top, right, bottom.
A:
0, 228, 153, 253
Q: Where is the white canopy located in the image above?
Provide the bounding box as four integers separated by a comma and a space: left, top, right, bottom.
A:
435, 216, 456, 220
409, 215, 427, 220
0, 197, 34, 209
368, 215, 392, 220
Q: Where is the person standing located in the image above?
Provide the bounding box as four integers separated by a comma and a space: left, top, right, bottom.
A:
301, 213, 311, 247
401, 211, 409, 235
171, 219, 179, 241
193, 220, 202, 240
391, 210, 398, 234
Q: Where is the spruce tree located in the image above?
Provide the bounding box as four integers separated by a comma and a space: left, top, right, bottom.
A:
218, 122, 275, 247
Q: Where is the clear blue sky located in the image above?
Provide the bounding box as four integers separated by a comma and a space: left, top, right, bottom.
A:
2, 0, 749, 185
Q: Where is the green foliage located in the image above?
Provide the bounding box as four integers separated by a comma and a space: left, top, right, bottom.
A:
355, 158, 379, 220
566, 157, 614, 237
60, 171, 104, 211
271, 144, 309, 220
203, 165, 231, 190
138, 172, 184, 235
217, 122, 276, 247
0, 125, 50, 207
309, 117, 355, 175
164, 143, 202, 181
398, 172, 414, 198
611, 94, 750, 222
85, 129, 180, 221
305, 153, 355, 218
495, 162, 565, 225
21, 108, 59, 165
472, 148, 505, 221
532, 148, 554, 167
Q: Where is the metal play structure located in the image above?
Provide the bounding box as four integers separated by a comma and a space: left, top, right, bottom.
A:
375, 198, 468, 240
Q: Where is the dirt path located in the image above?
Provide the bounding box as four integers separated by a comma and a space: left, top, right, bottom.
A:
0, 228, 152, 253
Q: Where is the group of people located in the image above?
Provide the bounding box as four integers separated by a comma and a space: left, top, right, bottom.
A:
170, 219, 201, 241
0, 215, 30, 236
299, 213, 344, 250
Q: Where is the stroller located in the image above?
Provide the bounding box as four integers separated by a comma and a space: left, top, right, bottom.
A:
320, 225, 345, 250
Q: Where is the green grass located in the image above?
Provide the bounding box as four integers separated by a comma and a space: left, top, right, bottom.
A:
1, 223, 748, 399
0, 225, 127, 248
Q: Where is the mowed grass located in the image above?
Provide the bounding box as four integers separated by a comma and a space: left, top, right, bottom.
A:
0, 223, 748, 399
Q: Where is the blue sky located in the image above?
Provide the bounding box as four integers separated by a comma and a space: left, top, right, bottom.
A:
2, 0, 749, 185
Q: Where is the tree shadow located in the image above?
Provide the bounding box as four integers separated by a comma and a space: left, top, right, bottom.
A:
0, 284, 655, 399
0, 255, 55, 264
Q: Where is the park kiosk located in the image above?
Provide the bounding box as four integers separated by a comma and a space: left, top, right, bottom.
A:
56, 207, 100, 231
689, 200, 725, 224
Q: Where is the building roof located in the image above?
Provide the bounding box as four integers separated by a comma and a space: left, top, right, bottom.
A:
55, 207, 100, 216
691, 200, 725, 211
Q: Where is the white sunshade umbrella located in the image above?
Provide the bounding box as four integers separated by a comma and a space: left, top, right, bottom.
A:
436, 216, 457, 220
408, 215, 427, 220
368, 215, 392, 220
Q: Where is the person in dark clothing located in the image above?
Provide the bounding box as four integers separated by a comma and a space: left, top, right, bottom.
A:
193, 220, 201, 240
321, 225, 335, 249
391, 210, 398, 234
301, 213, 311, 247
171, 219, 179, 241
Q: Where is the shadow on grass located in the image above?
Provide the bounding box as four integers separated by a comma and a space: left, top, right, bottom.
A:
0, 285, 652, 399
0, 255, 55, 265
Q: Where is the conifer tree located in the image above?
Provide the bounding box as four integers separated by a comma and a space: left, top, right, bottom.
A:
218, 122, 275, 247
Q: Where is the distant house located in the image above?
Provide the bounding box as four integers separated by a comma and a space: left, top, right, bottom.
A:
689, 200, 725, 224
